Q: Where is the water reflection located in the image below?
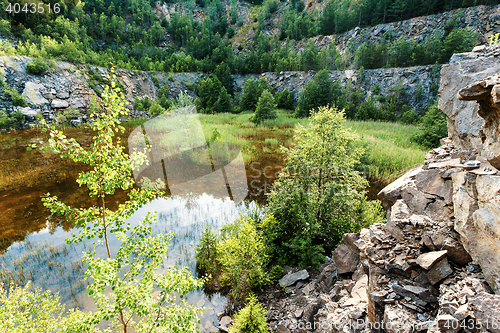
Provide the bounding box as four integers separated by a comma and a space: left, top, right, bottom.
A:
0, 194, 258, 331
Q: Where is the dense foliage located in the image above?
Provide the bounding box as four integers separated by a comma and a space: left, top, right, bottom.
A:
0, 0, 484, 75
413, 101, 448, 148
195, 217, 269, 306
265, 106, 384, 267
229, 294, 270, 333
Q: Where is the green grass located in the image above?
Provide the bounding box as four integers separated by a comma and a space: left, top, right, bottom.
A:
346, 120, 427, 181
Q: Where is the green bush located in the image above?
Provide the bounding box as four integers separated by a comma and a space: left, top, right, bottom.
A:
195, 217, 269, 306
252, 90, 277, 125
269, 265, 284, 283
195, 226, 219, 286
296, 69, 333, 117
133, 96, 152, 111
0, 109, 25, 129
275, 89, 294, 110
266, 106, 384, 267
148, 101, 167, 116
26, 59, 50, 75
2, 84, 28, 107
229, 294, 270, 333
413, 101, 448, 148
55, 108, 82, 125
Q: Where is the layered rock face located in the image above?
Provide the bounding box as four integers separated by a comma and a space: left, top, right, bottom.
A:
1, 55, 439, 125
438, 44, 500, 150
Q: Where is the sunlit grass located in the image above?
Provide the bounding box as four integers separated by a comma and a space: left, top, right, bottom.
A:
346, 120, 427, 181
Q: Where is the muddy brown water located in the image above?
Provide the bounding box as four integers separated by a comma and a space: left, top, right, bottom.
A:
0, 126, 386, 330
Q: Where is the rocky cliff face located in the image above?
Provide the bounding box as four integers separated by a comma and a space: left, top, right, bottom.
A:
0, 55, 439, 125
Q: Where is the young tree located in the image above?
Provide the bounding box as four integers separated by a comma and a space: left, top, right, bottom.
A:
265, 106, 383, 267
33, 75, 202, 332
252, 90, 277, 124
296, 69, 333, 117
229, 294, 270, 333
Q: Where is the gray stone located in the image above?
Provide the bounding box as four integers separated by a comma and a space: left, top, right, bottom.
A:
22, 82, 49, 106
278, 269, 309, 287
416, 250, 448, 270
426, 257, 453, 285
332, 244, 359, 274
276, 324, 291, 333
18, 106, 37, 118
56, 91, 70, 99
219, 316, 232, 327
51, 99, 69, 108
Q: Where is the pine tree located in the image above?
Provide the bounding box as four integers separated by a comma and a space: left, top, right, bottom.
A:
252, 90, 277, 124
216, 87, 234, 113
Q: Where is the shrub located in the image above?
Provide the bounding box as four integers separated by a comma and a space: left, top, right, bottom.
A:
269, 265, 284, 283
148, 101, 167, 116
195, 226, 219, 286
2, 85, 27, 107
296, 69, 333, 117
252, 90, 277, 125
55, 108, 81, 125
413, 101, 448, 148
275, 89, 294, 110
133, 96, 152, 111
26, 59, 50, 75
229, 294, 270, 333
217, 218, 269, 305
266, 106, 384, 267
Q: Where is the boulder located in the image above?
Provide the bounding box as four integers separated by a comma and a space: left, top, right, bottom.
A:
332, 244, 359, 274
469, 292, 500, 333
278, 269, 309, 288
383, 304, 418, 333
22, 82, 49, 106
439, 47, 500, 150
416, 250, 448, 270
452, 171, 500, 294
51, 99, 69, 108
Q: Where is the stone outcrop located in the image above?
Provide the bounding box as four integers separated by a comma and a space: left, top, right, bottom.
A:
439, 44, 500, 150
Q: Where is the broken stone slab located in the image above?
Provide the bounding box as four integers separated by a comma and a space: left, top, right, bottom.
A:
332, 244, 359, 274
391, 284, 427, 307
278, 269, 309, 287
427, 158, 462, 169
343, 274, 368, 307
416, 250, 448, 270
463, 160, 481, 170
51, 99, 69, 108
369, 290, 389, 303
469, 292, 500, 333
426, 257, 453, 285
401, 285, 437, 303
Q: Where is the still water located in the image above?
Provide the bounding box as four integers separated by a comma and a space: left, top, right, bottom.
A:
1, 193, 257, 331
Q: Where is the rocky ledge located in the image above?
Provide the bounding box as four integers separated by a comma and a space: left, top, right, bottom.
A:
247, 137, 500, 333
